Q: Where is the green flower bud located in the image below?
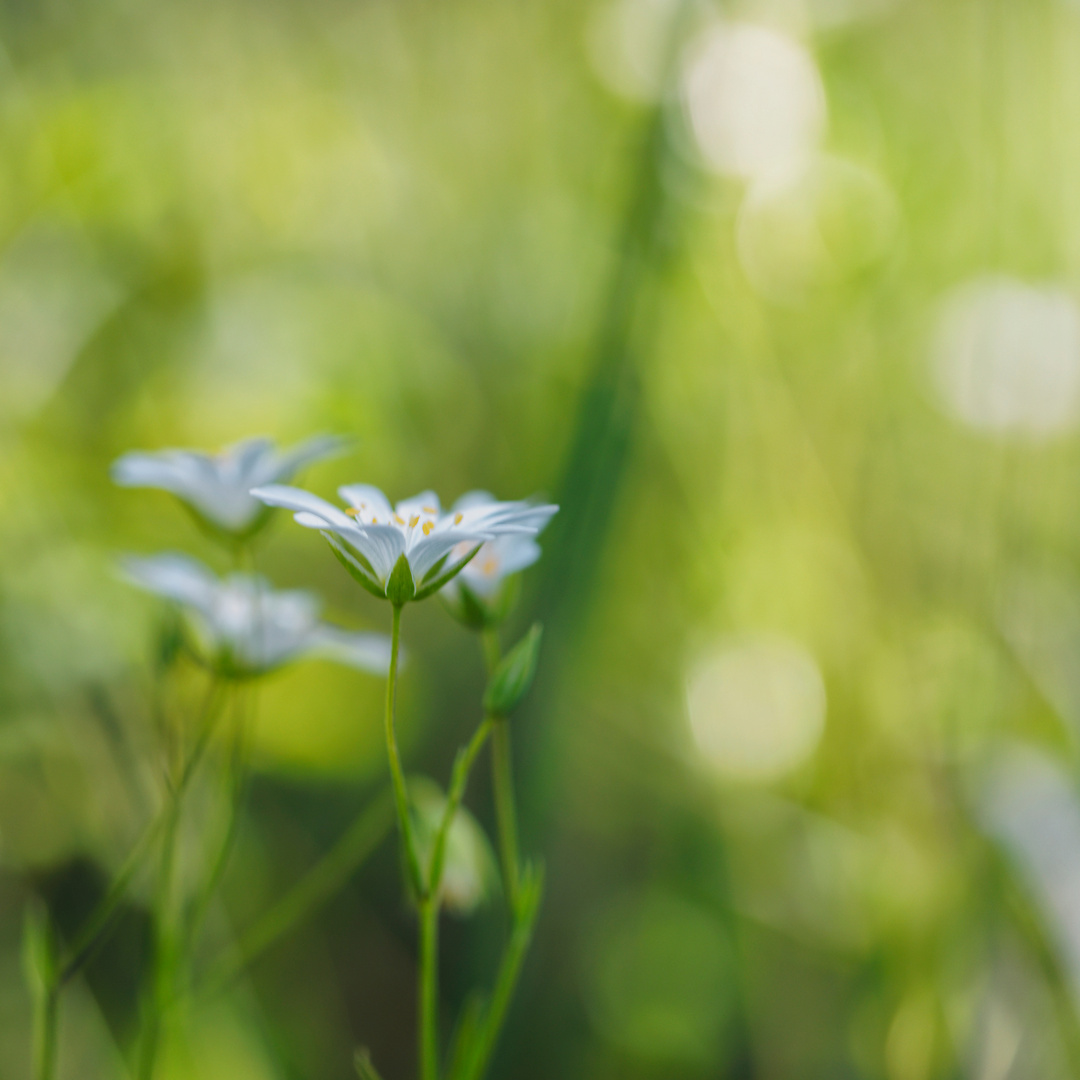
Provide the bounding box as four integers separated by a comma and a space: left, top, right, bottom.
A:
484, 623, 543, 717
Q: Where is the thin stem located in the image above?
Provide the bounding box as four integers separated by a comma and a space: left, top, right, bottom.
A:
137, 677, 227, 1080
418, 714, 494, 1080
35, 985, 58, 1080
183, 682, 252, 960
419, 896, 440, 1080
480, 630, 521, 912
201, 792, 394, 996
385, 604, 424, 898
427, 718, 494, 895
490, 724, 521, 912
458, 864, 545, 1080
59, 680, 225, 985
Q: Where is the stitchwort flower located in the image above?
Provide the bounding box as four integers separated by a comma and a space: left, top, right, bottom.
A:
120, 552, 392, 678
251, 483, 557, 605
111, 434, 346, 541
439, 491, 557, 627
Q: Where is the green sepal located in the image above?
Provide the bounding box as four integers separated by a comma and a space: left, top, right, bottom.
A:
420, 551, 451, 586
386, 553, 416, 605
413, 544, 482, 602
326, 537, 387, 601
483, 624, 543, 717
22, 899, 58, 995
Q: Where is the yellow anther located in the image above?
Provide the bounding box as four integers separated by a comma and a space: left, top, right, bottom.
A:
371, 517, 378, 525
483, 558, 498, 575
409, 515, 420, 527
422, 506, 437, 514
345, 507, 361, 517
454, 513, 463, 525
423, 521, 434, 535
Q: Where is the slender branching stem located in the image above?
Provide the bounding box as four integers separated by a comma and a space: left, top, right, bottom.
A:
201, 792, 394, 995
385, 603, 424, 897
137, 676, 227, 1080
480, 629, 521, 911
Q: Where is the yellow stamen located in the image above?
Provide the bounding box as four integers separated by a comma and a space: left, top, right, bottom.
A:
394, 514, 405, 525
422, 506, 437, 514
409, 515, 420, 527
345, 507, 361, 517
483, 558, 498, 575
422, 521, 434, 535
454, 513, 463, 525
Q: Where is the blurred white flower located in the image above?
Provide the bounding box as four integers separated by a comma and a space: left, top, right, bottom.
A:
120, 552, 392, 678
111, 434, 346, 539
439, 491, 557, 625
930, 277, 1080, 438
979, 746, 1080, 998
252, 483, 557, 604
682, 22, 826, 183
411, 777, 499, 915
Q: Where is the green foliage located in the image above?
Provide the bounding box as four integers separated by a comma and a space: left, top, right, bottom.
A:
483, 624, 543, 717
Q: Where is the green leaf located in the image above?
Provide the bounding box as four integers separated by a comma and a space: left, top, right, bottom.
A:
483, 624, 543, 717
386, 552, 416, 606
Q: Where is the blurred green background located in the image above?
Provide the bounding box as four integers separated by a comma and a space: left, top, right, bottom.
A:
6, 0, 1080, 1076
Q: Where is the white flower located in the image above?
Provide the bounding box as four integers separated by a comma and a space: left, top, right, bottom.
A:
251, 483, 557, 604
111, 435, 346, 538
441, 490, 557, 603
120, 553, 392, 677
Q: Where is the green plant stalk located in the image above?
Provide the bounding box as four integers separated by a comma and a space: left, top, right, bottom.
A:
419, 715, 495, 1080
59, 680, 226, 986
419, 896, 440, 1080
35, 985, 58, 1080
386, 603, 424, 898
457, 865, 544, 1080
201, 792, 394, 995
183, 683, 252, 961
428, 718, 494, 894
480, 629, 520, 911
137, 677, 227, 1080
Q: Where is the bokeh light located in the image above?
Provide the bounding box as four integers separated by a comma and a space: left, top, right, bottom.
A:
686, 634, 826, 781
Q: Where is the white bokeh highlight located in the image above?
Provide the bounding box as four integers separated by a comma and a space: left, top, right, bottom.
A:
682, 23, 826, 182
931, 277, 1080, 438
686, 634, 826, 782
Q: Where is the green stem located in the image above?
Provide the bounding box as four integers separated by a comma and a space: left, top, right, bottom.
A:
490, 723, 521, 912
59, 680, 225, 985
183, 683, 252, 960
385, 604, 424, 897
428, 718, 494, 895
418, 715, 495, 1080
138, 677, 226, 1080
419, 896, 440, 1080
480, 630, 521, 911
201, 792, 394, 996
35, 985, 58, 1080
458, 865, 544, 1080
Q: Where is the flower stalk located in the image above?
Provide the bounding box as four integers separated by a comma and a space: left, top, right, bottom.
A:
385, 604, 424, 898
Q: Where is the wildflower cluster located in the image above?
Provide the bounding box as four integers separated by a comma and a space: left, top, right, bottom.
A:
27, 433, 556, 1080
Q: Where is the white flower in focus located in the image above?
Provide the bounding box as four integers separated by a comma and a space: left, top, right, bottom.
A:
120, 552, 392, 677
111, 434, 346, 538
252, 483, 557, 604
439, 491, 557, 625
